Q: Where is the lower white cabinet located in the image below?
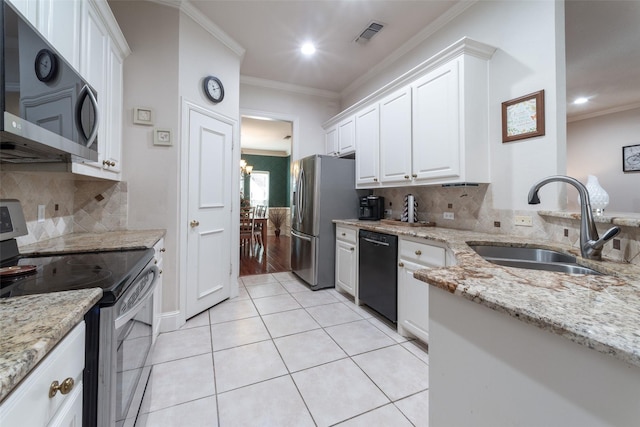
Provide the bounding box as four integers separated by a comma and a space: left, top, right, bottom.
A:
335, 225, 358, 300
397, 237, 446, 343
0, 322, 85, 427
153, 238, 165, 343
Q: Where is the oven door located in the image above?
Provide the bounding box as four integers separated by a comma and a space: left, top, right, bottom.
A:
98, 263, 158, 427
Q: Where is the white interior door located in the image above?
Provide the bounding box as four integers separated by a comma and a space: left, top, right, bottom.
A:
186, 107, 233, 319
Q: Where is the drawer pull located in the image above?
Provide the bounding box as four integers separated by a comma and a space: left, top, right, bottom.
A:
154, 259, 158, 264
350, 247, 355, 252
398, 262, 404, 267
404, 175, 410, 179
341, 232, 346, 236
160, 248, 166, 253
49, 378, 74, 398
159, 269, 163, 274
412, 173, 417, 178
415, 250, 422, 256
374, 178, 378, 182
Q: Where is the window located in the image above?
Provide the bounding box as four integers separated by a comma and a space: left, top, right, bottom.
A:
250, 171, 269, 207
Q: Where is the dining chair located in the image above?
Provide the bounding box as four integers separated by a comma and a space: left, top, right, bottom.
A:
240, 206, 255, 253
252, 205, 265, 247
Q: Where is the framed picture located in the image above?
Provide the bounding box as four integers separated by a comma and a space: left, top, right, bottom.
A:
133, 107, 153, 125
502, 90, 545, 142
154, 128, 172, 146
622, 144, 640, 172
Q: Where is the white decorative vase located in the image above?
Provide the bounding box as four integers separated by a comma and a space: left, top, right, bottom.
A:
584, 175, 609, 215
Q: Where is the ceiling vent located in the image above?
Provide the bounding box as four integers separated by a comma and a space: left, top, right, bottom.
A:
355, 21, 384, 44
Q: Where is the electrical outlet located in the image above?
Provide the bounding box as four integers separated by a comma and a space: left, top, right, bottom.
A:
514, 215, 533, 227
384, 209, 392, 218
37, 205, 45, 223
443, 212, 455, 220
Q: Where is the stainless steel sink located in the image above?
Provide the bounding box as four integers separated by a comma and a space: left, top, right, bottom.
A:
469, 245, 603, 275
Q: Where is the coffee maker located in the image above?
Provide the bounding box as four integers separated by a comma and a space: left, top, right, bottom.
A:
359, 195, 385, 220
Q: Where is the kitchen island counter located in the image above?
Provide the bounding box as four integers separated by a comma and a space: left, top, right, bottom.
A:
0, 289, 102, 403
19, 229, 166, 255
334, 219, 640, 368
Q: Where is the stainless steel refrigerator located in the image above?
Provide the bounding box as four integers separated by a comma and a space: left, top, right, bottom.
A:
291, 155, 361, 290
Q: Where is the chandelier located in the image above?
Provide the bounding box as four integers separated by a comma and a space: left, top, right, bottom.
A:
240, 159, 253, 176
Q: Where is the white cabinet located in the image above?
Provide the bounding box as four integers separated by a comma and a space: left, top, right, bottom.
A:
325, 116, 355, 157
397, 237, 446, 343
153, 238, 165, 343
335, 225, 358, 300
0, 322, 85, 427
379, 86, 412, 184
355, 104, 380, 186
411, 56, 490, 184
71, 0, 128, 180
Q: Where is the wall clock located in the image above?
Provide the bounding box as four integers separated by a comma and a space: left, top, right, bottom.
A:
35, 48, 58, 82
203, 76, 224, 103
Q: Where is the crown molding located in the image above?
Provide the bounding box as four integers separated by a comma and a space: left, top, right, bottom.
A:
341, 0, 478, 99
567, 102, 640, 123
240, 76, 340, 100
148, 0, 245, 59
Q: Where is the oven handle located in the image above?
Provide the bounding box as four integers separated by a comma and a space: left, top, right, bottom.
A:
114, 267, 158, 330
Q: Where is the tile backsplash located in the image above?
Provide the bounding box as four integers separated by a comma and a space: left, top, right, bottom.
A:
0, 172, 127, 246
374, 184, 639, 265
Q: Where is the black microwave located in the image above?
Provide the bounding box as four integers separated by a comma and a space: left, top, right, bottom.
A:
0, 0, 99, 163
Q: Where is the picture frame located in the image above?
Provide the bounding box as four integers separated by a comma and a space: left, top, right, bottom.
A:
502, 90, 545, 142
133, 107, 153, 125
153, 128, 172, 146
622, 144, 640, 172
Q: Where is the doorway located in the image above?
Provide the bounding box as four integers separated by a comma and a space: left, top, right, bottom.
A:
239, 114, 293, 276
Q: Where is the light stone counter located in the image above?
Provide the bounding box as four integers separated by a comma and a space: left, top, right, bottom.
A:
0, 289, 103, 403
19, 229, 166, 255
334, 219, 640, 367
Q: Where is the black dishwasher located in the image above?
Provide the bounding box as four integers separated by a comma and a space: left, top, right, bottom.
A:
358, 230, 398, 322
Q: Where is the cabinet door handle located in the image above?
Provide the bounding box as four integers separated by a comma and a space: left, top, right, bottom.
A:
190, 220, 200, 228
49, 378, 74, 398
160, 248, 166, 253
350, 247, 355, 252
398, 262, 404, 267
110, 161, 116, 167
412, 173, 417, 178
373, 178, 378, 182
341, 232, 346, 236
415, 250, 422, 256
404, 175, 410, 179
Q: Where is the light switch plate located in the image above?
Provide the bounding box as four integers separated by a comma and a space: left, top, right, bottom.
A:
443, 212, 455, 220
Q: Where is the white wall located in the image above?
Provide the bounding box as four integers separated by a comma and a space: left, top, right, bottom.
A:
567, 107, 640, 213
239, 83, 339, 161
111, 1, 241, 314
342, 0, 566, 212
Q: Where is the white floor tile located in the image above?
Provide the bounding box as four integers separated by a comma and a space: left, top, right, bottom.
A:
327, 288, 355, 303
179, 310, 210, 329
280, 280, 311, 293
210, 316, 271, 351
208, 299, 258, 324
217, 376, 315, 427
306, 302, 364, 327
272, 271, 299, 282
291, 289, 339, 307
395, 390, 429, 427
214, 340, 288, 393
274, 329, 347, 372
252, 293, 302, 315
152, 326, 212, 365
325, 319, 395, 356
368, 316, 410, 343
136, 396, 218, 427
261, 308, 320, 338
241, 273, 278, 286
344, 301, 376, 319
335, 403, 413, 427
140, 353, 215, 414
245, 282, 288, 299
353, 345, 429, 401
402, 340, 429, 364
233, 286, 251, 301
292, 358, 389, 427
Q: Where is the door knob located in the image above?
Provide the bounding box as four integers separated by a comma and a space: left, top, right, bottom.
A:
190, 220, 200, 228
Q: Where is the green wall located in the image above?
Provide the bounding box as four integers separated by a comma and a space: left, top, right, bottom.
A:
242, 154, 290, 207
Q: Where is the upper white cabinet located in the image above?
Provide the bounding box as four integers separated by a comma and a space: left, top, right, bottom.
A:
323, 38, 495, 189
379, 86, 412, 184
354, 104, 379, 186
325, 115, 355, 157
72, 0, 129, 180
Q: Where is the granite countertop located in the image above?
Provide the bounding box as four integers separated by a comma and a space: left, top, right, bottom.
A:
335, 219, 640, 368
0, 289, 103, 403
19, 229, 166, 255
538, 210, 640, 227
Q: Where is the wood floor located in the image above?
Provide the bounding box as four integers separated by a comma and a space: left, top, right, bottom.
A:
240, 235, 291, 276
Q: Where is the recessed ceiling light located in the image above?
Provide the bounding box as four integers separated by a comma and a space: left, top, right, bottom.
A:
301, 42, 316, 56
574, 97, 589, 105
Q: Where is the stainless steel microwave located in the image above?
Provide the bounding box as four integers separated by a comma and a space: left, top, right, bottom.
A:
0, 0, 99, 163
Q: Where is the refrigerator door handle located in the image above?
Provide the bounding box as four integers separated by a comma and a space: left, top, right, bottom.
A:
297, 168, 305, 225
291, 230, 312, 241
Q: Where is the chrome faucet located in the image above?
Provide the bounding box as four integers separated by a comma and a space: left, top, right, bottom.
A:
527, 175, 620, 260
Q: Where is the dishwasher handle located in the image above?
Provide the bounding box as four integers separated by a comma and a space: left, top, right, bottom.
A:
361, 237, 390, 247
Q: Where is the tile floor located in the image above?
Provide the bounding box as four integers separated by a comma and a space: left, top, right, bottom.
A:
135, 272, 429, 427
